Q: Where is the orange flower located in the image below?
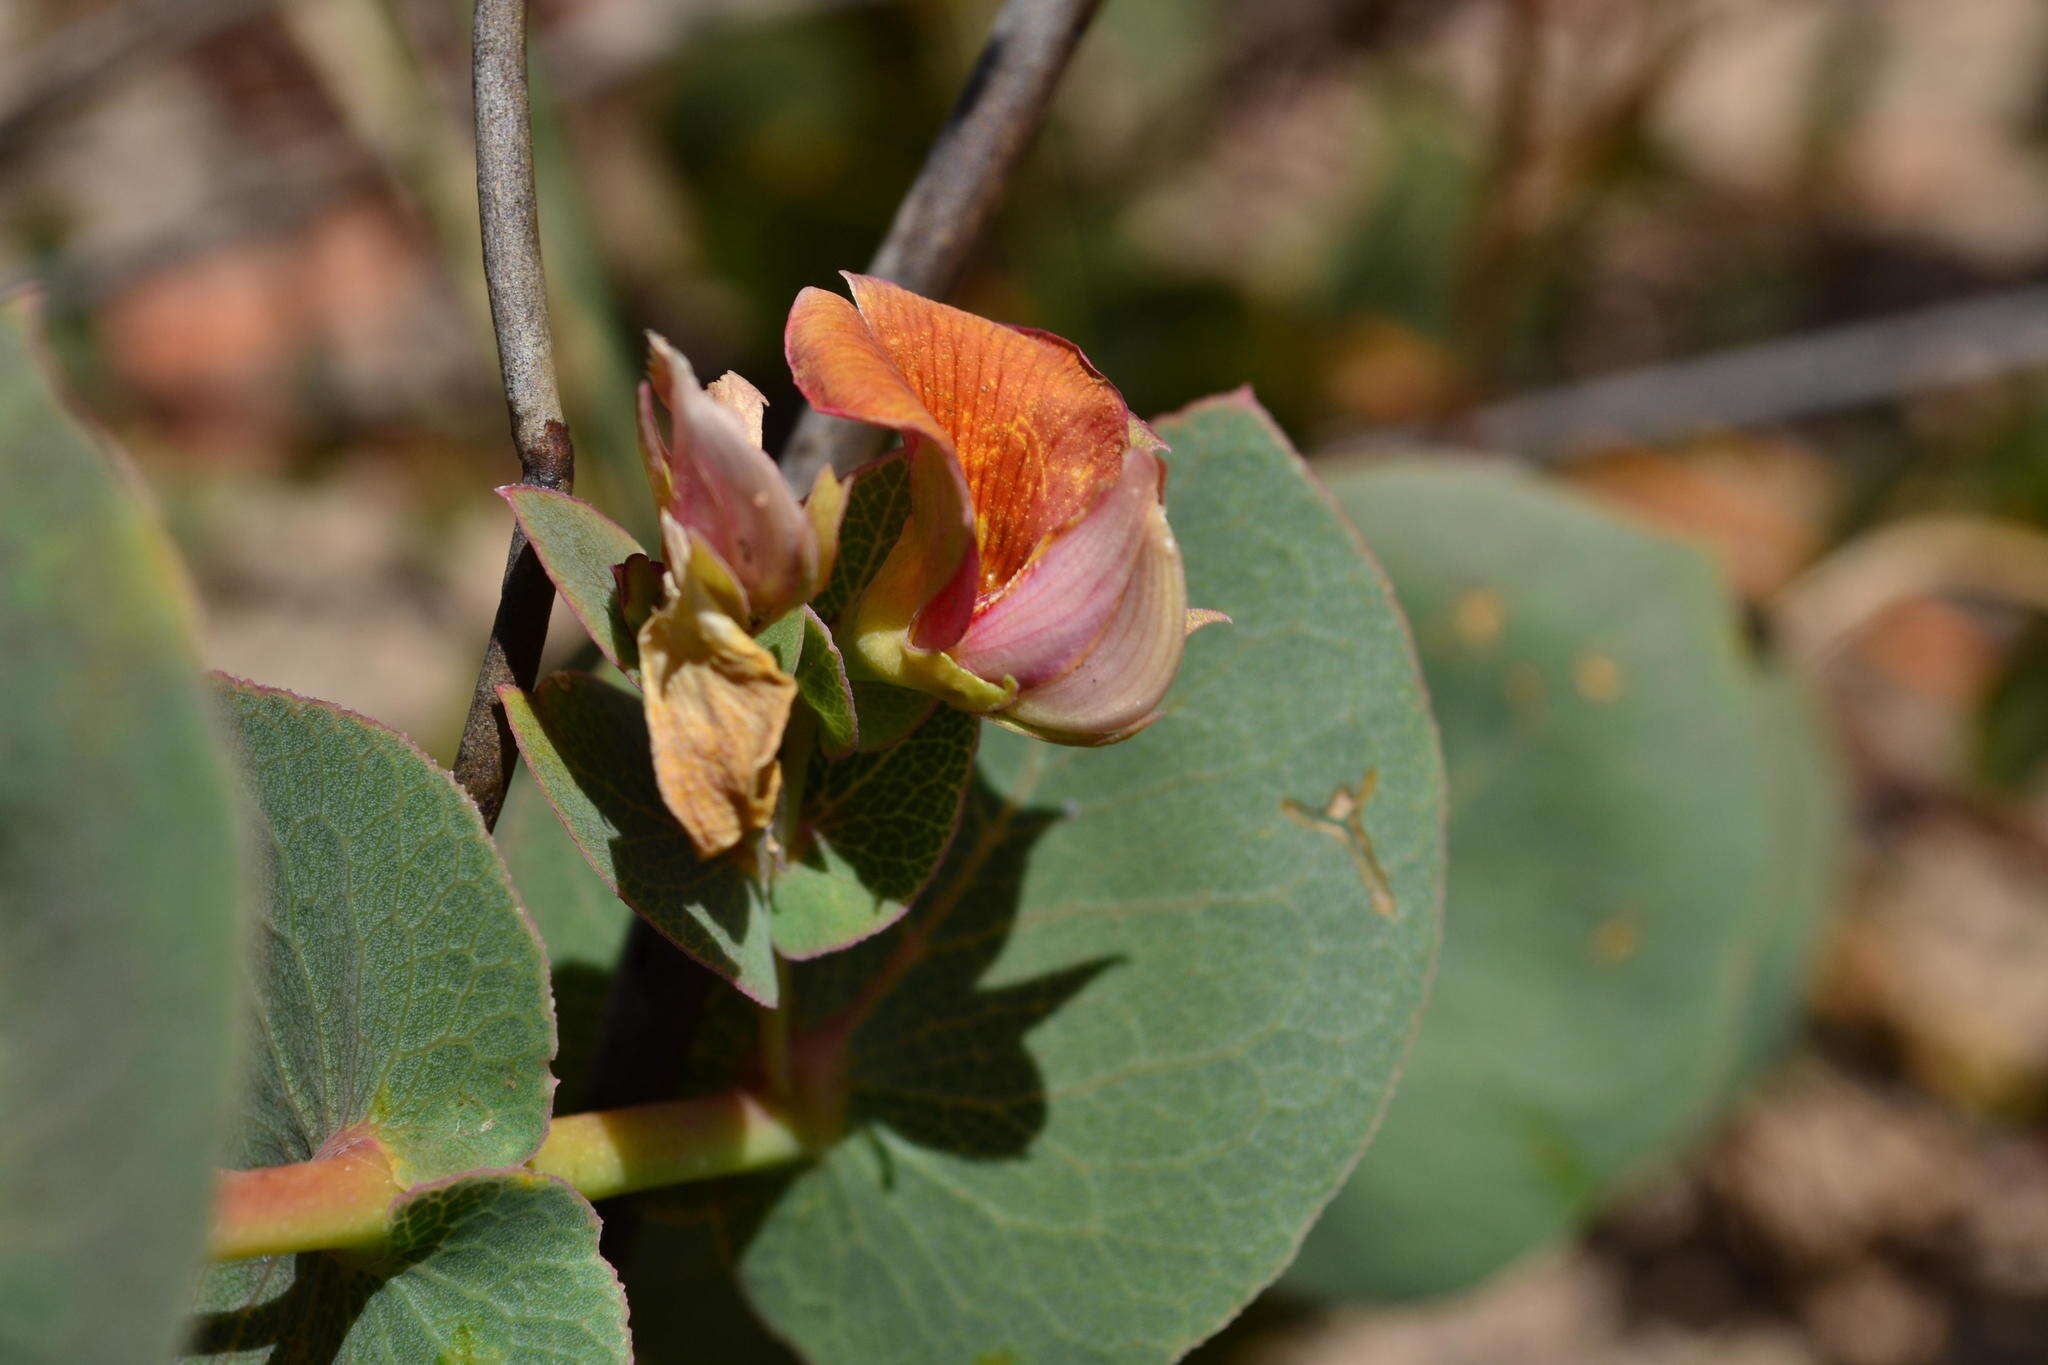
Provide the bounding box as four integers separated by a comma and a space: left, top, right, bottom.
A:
786, 274, 1221, 744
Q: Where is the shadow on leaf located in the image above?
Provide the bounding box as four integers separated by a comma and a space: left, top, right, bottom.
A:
515, 670, 755, 988
188, 1252, 385, 1361
605, 828, 753, 981
833, 766, 1120, 1161
626, 763, 1119, 1357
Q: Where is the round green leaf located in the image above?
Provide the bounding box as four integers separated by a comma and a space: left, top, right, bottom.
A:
0, 301, 245, 1364
193, 682, 571, 1355
209, 680, 558, 1180
649, 392, 1445, 1363
1286, 461, 1795, 1301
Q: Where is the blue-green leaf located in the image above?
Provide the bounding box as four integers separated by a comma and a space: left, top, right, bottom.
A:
0, 298, 245, 1365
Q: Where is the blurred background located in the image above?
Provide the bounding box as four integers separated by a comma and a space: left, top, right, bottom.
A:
9, 0, 2048, 1360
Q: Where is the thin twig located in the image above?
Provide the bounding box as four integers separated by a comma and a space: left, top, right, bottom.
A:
778, 0, 1105, 487
1773, 514, 2048, 665
453, 0, 573, 829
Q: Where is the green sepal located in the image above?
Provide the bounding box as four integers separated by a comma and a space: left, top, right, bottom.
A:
501, 484, 648, 679
755, 608, 805, 674
796, 606, 859, 756
769, 706, 978, 959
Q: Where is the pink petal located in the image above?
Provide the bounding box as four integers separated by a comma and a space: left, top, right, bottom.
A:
647, 334, 816, 624
1001, 462, 1191, 740
950, 446, 1161, 687
637, 380, 673, 511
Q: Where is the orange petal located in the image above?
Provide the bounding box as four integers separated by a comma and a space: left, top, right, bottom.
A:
785, 286, 951, 452
839, 274, 1133, 593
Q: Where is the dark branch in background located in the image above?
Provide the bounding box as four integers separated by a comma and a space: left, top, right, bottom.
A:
453, 0, 574, 829
777, 0, 1105, 488
1322, 283, 2048, 464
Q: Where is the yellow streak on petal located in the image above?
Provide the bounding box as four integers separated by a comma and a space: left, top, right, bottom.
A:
803, 465, 847, 602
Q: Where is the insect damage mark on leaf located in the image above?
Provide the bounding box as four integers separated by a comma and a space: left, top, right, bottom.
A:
1283, 771, 1399, 920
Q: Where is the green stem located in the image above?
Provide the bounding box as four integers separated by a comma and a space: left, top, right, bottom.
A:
528, 1091, 804, 1202
758, 701, 817, 1102
209, 1091, 803, 1262
771, 701, 819, 861
209, 1136, 399, 1262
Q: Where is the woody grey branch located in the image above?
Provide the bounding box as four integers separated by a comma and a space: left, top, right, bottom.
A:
452, 0, 574, 828
777, 0, 1105, 489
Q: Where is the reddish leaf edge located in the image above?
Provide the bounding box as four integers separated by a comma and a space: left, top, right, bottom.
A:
1141, 389, 1449, 1358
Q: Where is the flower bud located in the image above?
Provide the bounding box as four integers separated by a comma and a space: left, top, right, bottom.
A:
638, 332, 842, 630
632, 335, 844, 857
